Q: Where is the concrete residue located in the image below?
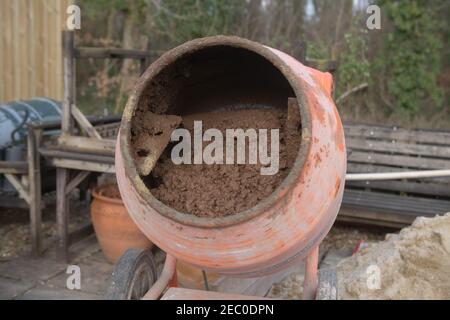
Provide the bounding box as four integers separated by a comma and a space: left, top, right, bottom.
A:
147, 108, 301, 217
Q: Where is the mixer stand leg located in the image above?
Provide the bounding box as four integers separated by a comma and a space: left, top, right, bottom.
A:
303, 245, 319, 300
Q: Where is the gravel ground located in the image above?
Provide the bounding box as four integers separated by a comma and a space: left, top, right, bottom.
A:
0, 192, 91, 260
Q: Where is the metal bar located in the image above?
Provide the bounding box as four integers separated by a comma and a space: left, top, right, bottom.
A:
303, 245, 319, 300
346, 169, 450, 181
202, 270, 210, 291
142, 255, 177, 300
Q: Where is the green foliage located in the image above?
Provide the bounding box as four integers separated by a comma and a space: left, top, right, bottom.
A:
306, 42, 329, 60
378, 0, 443, 114
151, 0, 242, 46
337, 24, 370, 96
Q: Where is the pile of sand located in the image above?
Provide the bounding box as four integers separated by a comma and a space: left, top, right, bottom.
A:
337, 213, 450, 299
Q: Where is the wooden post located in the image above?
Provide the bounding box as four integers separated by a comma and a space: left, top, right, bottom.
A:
139, 58, 147, 75
296, 41, 307, 64
27, 126, 42, 257
62, 30, 75, 133
56, 167, 70, 261
57, 30, 76, 262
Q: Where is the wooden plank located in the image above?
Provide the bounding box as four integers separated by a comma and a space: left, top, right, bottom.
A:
65, 171, 90, 195
0, 161, 28, 174
2, 1, 13, 100
0, 1, 4, 100
71, 104, 102, 139
348, 151, 450, 170
50, 158, 115, 173
19, 0, 29, 98
55, 0, 63, 100
95, 121, 121, 139
27, 0, 36, 97
4, 173, 30, 204
40, 148, 115, 164
12, 0, 20, 98
58, 135, 115, 155
347, 137, 450, 159
42, 0, 49, 97
28, 127, 43, 256
344, 124, 450, 146
344, 190, 450, 210
346, 180, 450, 197
337, 208, 414, 229
342, 190, 450, 216
75, 47, 158, 59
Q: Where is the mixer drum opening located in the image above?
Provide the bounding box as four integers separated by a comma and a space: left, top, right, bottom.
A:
129, 44, 304, 220
117, 36, 346, 276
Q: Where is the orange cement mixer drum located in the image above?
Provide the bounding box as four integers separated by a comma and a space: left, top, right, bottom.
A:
115, 36, 346, 277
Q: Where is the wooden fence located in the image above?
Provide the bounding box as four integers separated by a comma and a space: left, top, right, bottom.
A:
0, 0, 72, 102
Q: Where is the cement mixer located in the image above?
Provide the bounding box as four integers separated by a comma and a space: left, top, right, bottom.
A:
109, 36, 346, 300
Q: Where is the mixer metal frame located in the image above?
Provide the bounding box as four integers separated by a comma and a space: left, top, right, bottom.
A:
107, 246, 326, 300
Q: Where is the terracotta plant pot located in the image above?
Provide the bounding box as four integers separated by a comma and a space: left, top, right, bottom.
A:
91, 184, 152, 263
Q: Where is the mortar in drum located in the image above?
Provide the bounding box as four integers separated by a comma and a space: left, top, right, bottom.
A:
115, 37, 346, 285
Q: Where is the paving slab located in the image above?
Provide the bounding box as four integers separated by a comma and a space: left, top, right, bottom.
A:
17, 284, 101, 300
0, 255, 65, 282
0, 277, 36, 300
46, 253, 113, 296
69, 235, 104, 263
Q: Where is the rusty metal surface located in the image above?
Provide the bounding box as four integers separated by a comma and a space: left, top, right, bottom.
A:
115, 36, 346, 277
302, 245, 319, 300
142, 254, 177, 300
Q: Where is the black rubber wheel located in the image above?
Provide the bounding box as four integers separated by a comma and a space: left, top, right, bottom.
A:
316, 267, 338, 300
105, 248, 158, 300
